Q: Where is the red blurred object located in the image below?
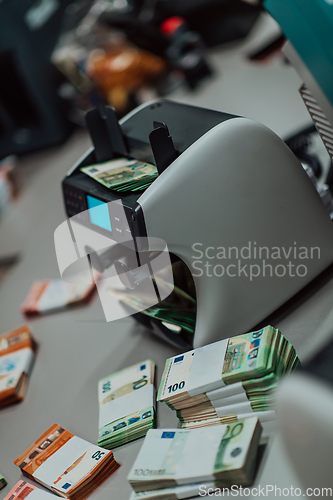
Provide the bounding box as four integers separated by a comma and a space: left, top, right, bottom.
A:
160, 16, 186, 36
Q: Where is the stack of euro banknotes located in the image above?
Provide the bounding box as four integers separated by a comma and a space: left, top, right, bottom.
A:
81, 158, 158, 193
4, 481, 57, 500
14, 423, 120, 500
21, 270, 99, 316
157, 326, 299, 434
0, 325, 37, 408
98, 360, 155, 449
128, 417, 262, 499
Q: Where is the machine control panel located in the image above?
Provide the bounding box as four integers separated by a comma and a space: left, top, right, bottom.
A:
63, 185, 134, 245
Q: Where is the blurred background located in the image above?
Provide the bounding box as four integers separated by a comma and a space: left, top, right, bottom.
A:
0, 0, 262, 153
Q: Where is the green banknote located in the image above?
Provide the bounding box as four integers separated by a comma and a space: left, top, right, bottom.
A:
81, 158, 158, 193
98, 360, 155, 448
0, 474, 7, 490
157, 326, 281, 405
119, 297, 196, 334
221, 326, 278, 384
208, 337, 298, 400
128, 417, 262, 492
109, 275, 196, 335
157, 326, 299, 434
158, 326, 299, 404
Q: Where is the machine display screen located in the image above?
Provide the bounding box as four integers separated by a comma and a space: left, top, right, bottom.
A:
86, 195, 112, 232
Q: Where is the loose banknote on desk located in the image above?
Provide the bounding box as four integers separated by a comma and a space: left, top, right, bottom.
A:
128, 418, 262, 498
98, 360, 155, 449
158, 326, 299, 435
0, 324, 38, 408
4, 481, 56, 500
14, 423, 120, 500
81, 158, 158, 193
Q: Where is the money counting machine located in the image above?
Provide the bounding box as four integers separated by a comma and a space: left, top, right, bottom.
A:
61, 100, 333, 348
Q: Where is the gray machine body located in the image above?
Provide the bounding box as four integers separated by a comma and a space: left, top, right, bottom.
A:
62, 100, 333, 348
133, 113, 333, 347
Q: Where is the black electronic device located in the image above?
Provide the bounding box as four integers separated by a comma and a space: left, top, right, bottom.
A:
62, 100, 234, 347
62, 101, 234, 248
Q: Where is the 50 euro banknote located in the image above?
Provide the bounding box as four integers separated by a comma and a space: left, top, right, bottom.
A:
14, 423, 120, 500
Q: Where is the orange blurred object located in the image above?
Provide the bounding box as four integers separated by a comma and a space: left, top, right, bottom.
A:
87, 47, 166, 112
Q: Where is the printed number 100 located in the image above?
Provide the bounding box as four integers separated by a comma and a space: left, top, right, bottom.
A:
168, 381, 185, 393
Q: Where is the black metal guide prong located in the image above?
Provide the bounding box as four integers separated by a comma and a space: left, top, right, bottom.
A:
149, 121, 178, 175
85, 106, 127, 163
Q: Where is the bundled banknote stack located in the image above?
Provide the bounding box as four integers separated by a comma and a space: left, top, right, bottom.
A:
0, 473, 7, 490
98, 360, 155, 449
0, 324, 38, 408
81, 158, 158, 193
21, 272, 98, 316
158, 326, 299, 433
128, 418, 262, 499
4, 481, 56, 500
14, 423, 120, 500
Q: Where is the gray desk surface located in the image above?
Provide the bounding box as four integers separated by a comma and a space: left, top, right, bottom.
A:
1, 13, 333, 500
